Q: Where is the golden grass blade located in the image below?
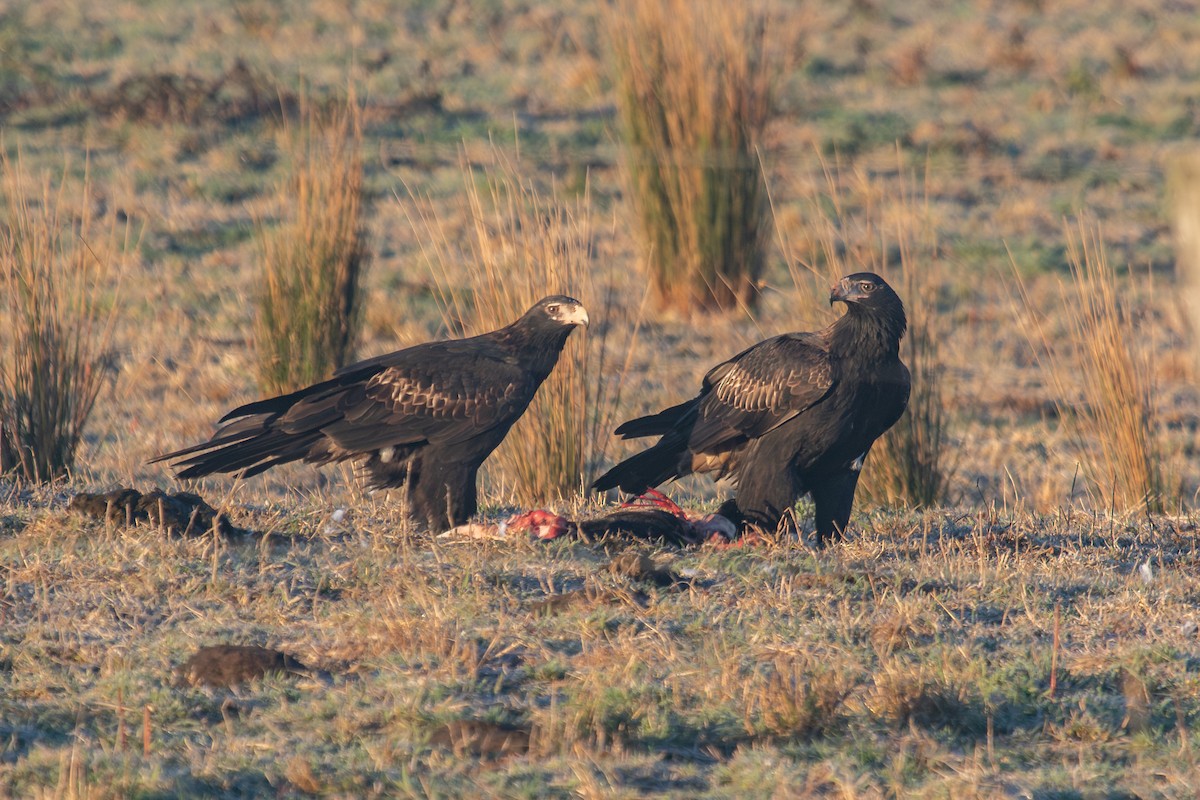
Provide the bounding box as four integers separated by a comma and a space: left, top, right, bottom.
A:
605, 0, 779, 313
0, 153, 127, 482
255, 90, 368, 394
1014, 218, 1176, 513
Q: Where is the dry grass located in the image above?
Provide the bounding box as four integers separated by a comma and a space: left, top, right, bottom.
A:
254, 92, 368, 394
403, 147, 633, 505
1016, 220, 1176, 513
0, 155, 126, 482
8, 493, 1200, 797
606, 0, 777, 313
4, 0, 1200, 796
753, 652, 859, 740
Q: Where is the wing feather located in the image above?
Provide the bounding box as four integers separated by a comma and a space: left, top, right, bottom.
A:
305, 347, 533, 453
688, 333, 834, 454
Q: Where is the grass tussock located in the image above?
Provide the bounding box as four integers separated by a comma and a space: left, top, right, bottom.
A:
1016, 219, 1176, 513
255, 92, 368, 394
751, 653, 858, 740
607, 0, 777, 313
0, 155, 126, 482
866, 659, 983, 735
405, 147, 632, 505
786, 164, 955, 508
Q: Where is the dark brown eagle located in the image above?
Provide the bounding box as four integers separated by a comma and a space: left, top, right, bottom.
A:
154, 296, 589, 531
592, 273, 909, 545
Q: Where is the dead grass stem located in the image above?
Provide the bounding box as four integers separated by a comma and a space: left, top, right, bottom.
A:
606, 0, 777, 313
255, 91, 368, 394
0, 154, 126, 483
1015, 219, 1176, 513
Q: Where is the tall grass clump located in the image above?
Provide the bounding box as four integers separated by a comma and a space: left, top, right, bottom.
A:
255, 93, 368, 394
786, 164, 955, 507
866, 251, 953, 507
0, 156, 125, 482
404, 148, 633, 505
607, 0, 777, 313
1016, 220, 1176, 513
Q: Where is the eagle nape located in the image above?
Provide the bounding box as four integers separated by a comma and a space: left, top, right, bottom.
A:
593, 272, 909, 546
152, 295, 589, 532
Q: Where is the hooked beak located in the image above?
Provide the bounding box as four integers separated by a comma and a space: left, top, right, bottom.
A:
564, 305, 590, 329
829, 278, 850, 306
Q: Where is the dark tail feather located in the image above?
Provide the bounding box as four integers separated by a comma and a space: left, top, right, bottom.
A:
153, 405, 324, 480
216, 378, 346, 423
592, 444, 680, 493
149, 416, 270, 464
172, 429, 323, 479
613, 399, 696, 439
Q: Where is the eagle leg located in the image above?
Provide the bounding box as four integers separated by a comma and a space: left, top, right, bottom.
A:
409, 460, 480, 532
809, 467, 862, 547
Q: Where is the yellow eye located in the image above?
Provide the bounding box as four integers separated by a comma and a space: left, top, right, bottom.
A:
858, 281, 874, 292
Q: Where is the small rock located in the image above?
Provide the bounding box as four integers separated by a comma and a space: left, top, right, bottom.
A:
607, 552, 679, 587
608, 552, 657, 579
323, 507, 350, 535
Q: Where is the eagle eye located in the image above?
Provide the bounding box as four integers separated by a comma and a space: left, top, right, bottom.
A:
857, 281, 875, 292
546, 303, 560, 314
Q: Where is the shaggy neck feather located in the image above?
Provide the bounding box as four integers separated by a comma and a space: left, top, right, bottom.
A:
499, 322, 574, 378
829, 303, 906, 364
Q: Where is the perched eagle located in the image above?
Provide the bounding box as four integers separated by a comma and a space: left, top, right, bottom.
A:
154, 296, 589, 531
593, 273, 909, 545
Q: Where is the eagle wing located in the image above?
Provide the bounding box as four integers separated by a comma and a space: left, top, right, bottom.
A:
274, 338, 534, 453
687, 332, 834, 455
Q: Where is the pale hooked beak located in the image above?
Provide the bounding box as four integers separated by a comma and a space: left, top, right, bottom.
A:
564, 305, 590, 328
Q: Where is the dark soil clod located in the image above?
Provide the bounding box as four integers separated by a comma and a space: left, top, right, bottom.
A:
70, 486, 242, 537
173, 644, 309, 689
428, 719, 532, 760
607, 551, 682, 587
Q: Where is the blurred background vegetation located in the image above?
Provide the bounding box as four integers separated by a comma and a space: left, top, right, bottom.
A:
0, 0, 1197, 506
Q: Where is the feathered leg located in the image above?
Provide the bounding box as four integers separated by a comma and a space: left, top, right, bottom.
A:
726, 440, 804, 535
808, 467, 862, 547
409, 460, 480, 531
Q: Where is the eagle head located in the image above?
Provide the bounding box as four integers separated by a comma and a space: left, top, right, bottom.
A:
830, 273, 897, 310
829, 272, 907, 344
528, 295, 589, 329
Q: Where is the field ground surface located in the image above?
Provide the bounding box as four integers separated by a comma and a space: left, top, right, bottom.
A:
4, 0, 1200, 796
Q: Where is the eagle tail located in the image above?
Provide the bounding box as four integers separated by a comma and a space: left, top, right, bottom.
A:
591, 443, 680, 494
152, 414, 323, 480
613, 399, 696, 439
